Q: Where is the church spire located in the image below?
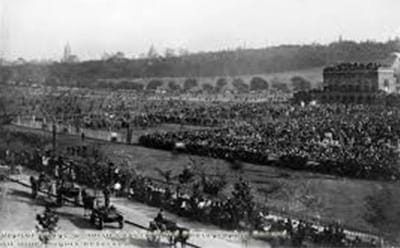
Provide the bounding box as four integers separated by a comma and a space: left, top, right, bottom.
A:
63, 42, 71, 62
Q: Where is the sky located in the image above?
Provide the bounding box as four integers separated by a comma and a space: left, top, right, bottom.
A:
1, 0, 400, 61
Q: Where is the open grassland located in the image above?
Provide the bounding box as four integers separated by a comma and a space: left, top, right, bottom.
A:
6, 124, 400, 243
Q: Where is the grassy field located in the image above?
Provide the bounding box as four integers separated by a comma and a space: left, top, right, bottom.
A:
5, 124, 400, 244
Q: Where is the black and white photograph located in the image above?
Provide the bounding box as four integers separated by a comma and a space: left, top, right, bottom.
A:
1, 0, 400, 247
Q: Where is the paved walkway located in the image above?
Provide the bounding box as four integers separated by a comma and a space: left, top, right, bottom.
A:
7, 171, 270, 248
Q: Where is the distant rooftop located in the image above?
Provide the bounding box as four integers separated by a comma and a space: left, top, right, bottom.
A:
323, 62, 382, 73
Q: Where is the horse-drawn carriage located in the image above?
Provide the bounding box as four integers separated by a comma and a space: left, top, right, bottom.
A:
58, 181, 81, 205
147, 217, 190, 246
90, 205, 124, 230
36, 206, 59, 244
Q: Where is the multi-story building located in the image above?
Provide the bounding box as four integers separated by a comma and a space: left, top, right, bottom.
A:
318, 62, 396, 103
298, 53, 400, 104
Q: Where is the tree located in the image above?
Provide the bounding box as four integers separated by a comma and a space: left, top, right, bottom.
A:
232, 78, 249, 93
183, 78, 198, 92
129, 82, 145, 91
231, 178, 257, 229
147, 45, 159, 59
271, 78, 290, 93
201, 172, 226, 196
114, 51, 125, 59
146, 80, 163, 90
178, 48, 190, 56
291, 76, 311, 92
168, 80, 181, 92
215, 78, 228, 93
202, 83, 214, 93
80, 146, 109, 194
250, 77, 269, 91
118, 161, 138, 194
164, 48, 176, 58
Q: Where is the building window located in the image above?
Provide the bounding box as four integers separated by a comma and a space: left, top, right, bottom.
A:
384, 79, 389, 87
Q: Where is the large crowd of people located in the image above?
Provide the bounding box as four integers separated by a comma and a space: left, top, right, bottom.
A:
4, 86, 400, 181
0, 127, 383, 247
5, 86, 285, 130
140, 104, 400, 180
127, 174, 378, 247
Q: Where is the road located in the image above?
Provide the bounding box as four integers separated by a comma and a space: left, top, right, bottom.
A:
0, 172, 271, 248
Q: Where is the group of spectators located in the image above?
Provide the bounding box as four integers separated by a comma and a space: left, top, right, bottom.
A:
140, 104, 400, 180
127, 174, 378, 247
0, 129, 382, 247
6, 86, 285, 130
6, 86, 400, 181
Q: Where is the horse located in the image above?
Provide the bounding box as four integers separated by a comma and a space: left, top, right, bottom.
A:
147, 220, 163, 244
147, 219, 190, 248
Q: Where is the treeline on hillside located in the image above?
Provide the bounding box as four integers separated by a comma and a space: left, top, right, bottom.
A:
91, 76, 301, 93
1, 40, 399, 86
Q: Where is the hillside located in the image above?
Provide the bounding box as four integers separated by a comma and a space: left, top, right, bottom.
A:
0, 39, 398, 90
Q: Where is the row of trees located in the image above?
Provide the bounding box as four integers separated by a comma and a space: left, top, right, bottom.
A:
0, 39, 398, 86
71, 76, 310, 93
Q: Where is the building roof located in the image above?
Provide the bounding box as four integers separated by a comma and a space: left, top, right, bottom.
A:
323, 62, 381, 73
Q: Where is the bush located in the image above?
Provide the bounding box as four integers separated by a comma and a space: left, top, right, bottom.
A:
183, 78, 198, 92
202, 83, 214, 93
215, 78, 228, 92
250, 77, 269, 91
130, 82, 144, 91
271, 78, 290, 93
291, 76, 311, 92
147, 80, 163, 90
168, 81, 181, 91
232, 78, 249, 93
